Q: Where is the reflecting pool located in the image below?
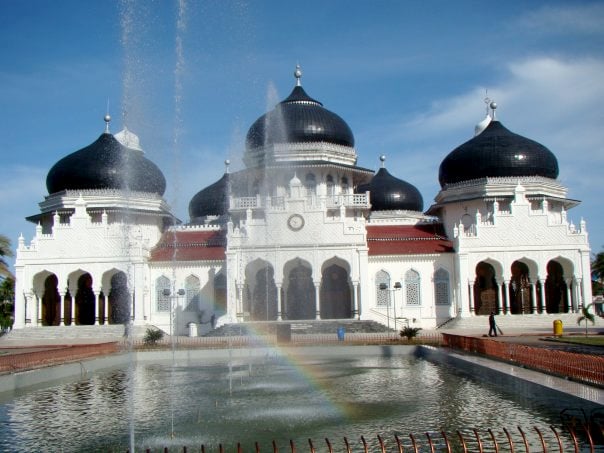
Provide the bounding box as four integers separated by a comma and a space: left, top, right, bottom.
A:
0, 350, 593, 452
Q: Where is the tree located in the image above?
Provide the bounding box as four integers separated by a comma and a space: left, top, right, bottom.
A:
592, 250, 604, 295
0, 277, 14, 333
0, 235, 13, 278
577, 303, 595, 337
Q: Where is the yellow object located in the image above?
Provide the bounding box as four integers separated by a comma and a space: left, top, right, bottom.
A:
553, 319, 563, 336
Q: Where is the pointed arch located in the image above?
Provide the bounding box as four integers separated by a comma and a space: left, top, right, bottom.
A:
283, 258, 315, 320
41, 273, 60, 326
320, 258, 352, 319
434, 268, 450, 306
405, 269, 421, 305
156, 275, 171, 312
184, 275, 201, 312
375, 270, 390, 307
474, 261, 499, 315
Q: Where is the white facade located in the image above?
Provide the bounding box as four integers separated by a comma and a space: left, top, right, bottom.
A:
13, 80, 592, 335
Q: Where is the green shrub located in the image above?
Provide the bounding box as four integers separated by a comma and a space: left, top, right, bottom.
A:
399, 326, 422, 341
143, 327, 164, 345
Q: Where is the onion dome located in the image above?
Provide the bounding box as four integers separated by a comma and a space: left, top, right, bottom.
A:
46, 117, 166, 195
188, 161, 230, 221
356, 156, 424, 212
245, 65, 354, 151
439, 106, 559, 187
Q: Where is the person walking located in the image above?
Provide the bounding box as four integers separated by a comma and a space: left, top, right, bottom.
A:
488, 312, 498, 337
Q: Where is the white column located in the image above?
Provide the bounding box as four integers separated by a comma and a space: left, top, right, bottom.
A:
103, 288, 109, 325
59, 291, 66, 326
468, 281, 475, 314
565, 279, 573, 313
94, 290, 101, 325
530, 283, 538, 313
69, 288, 76, 326
276, 283, 283, 321
314, 282, 321, 320
352, 282, 360, 319
36, 292, 42, 326
502, 280, 510, 315
538, 279, 546, 313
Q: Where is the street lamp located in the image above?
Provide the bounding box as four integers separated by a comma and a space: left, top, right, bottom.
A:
379, 281, 402, 330
163, 288, 185, 340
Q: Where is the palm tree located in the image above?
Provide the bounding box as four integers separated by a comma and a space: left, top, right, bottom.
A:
0, 235, 13, 278
592, 250, 604, 295
577, 303, 595, 337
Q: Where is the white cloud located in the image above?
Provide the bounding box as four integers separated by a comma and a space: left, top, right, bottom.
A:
515, 3, 604, 35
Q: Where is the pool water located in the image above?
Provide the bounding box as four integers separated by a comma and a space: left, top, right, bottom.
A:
0, 351, 591, 452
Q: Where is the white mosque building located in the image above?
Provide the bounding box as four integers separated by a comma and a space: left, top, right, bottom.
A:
13, 68, 592, 336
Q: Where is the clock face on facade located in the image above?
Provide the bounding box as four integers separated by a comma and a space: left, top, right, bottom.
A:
287, 214, 305, 231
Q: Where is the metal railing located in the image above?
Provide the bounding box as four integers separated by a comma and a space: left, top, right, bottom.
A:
442, 333, 604, 387
130, 424, 603, 452
127, 332, 443, 350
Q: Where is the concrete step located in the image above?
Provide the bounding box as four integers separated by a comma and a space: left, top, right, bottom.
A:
441, 312, 602, 332
1, 325, 150, 342
205, 320, 392, 337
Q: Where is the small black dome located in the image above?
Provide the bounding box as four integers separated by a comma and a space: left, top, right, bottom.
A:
188, 172, 229, 221
245, 85, 354, 150
439, 121, 559, 187
46, 132, 166, 195
356, 167, 423, 212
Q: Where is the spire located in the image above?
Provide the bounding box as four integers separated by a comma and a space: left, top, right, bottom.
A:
294, 64, 302, 86
380, 154, 386, 168
224, 159, 231, 174
104, 114, 111, 134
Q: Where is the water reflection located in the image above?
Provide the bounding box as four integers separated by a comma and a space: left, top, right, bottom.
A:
0, 355, 585, 452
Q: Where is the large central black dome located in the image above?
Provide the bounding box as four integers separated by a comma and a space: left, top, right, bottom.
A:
439, 120, 559, 187
245, 82, 354, 150
46, 131, 166, 195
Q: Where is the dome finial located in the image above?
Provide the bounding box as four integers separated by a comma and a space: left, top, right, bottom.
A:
489, 101, 497, 120
224, 159, 230, 174
379, 154, 386, 168
104, 114, 111, 133
294, 64, 302, 87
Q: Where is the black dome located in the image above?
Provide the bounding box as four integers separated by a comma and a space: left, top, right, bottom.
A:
188, 172, 229, 221
356, 167, 423, 212
245, 85, 354, 150
46, 132, 166, 195
439, 121, 559, 187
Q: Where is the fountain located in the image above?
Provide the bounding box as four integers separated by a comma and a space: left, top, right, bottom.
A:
0, 345, 601, 451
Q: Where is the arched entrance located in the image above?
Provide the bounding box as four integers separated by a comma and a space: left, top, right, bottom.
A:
108, 272, 130, 324
251, 266, 278, 321
75, 273, 95, 325
474, 262, 499, 315
320, 263, 352, 319
509, 261, 533, 314
545, 261, 568, 313
41, 274, 60, 326
285, 260, 315, 320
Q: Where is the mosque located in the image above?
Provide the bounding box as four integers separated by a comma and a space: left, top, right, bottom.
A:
13, 67, 592, 336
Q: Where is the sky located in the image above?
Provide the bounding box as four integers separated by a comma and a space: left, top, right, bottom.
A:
0, 0, 602, 271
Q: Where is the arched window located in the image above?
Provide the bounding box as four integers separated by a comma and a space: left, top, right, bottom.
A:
305, 173, 316, 196
375, 270, 390, 307
341, 177, 349, 193
156, 276, 171, 312
326, 175, 335, 196
434, 269, 450, 305
184, 275, 201, 312
405, 270, 421, 305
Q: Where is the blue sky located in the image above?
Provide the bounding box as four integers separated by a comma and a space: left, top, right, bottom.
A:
1, 1, 603, 270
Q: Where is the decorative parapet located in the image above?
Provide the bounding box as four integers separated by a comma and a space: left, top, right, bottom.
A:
230, 193, 370, 212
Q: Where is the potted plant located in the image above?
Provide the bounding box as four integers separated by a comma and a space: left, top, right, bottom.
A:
400, 326, 422, 342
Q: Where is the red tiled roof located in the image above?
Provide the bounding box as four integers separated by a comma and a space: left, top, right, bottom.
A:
366, 224, 454, 255
149, 229, 226, 262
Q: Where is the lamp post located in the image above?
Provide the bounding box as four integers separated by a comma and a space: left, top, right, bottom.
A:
162, 288, 185, 341
379, 282, 402, 331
